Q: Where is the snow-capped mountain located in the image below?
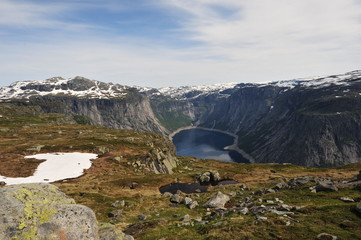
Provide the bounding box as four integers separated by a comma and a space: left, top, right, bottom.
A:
0, 76, 128, 100
1, 70, 361, 100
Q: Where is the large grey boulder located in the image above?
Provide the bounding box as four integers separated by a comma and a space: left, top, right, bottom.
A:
204, 192, 230, 208
0, 183, 99, 240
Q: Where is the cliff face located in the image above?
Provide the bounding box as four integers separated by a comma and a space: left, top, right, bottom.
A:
195, 75, 361, 167
31, 94, 166, 134
1, 77, 166, 134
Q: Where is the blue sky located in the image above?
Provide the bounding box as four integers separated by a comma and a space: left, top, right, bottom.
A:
0, 0, 360, 87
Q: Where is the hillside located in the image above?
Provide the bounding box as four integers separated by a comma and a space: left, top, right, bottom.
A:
1, 102, 361, 239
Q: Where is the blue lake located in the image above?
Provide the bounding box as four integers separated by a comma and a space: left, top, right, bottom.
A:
172, 128, 249, 163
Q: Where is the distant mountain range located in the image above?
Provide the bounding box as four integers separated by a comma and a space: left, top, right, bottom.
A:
1, 70, 361, 167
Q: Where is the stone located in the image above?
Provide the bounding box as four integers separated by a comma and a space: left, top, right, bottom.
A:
238, 207, 249, 215
340, 197, 354, 202
0, 183, 98, 240
108, 209, 124, 219
99, 223, 129, 240
0, 181, 6, 186
170, 194, 183, 204
315, 181, 338, 192
198, 170, 221, 184
274, 181, 288, 190
257, 216, 268, 221
180, 214, 191, 222
162, 192, 173, 198
265, 189, 276, 194
204, 192, 230, 208
317, 233, 338, 240
129, 182, 139, 189
188, 201, 199, 209
137, 214, 147, 220
184, 197, 193, 206
111, 200, 125, 208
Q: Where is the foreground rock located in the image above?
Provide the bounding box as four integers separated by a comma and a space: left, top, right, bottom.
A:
204, 192, 230, 208
0, 183, 131, 240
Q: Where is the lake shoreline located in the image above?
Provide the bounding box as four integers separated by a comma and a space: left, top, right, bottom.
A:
170, 126, 255, 163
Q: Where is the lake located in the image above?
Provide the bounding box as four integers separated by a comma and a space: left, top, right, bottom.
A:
172, 128, 249, 163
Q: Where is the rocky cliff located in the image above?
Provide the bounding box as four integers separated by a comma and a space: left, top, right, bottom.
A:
0, 77, 166, 134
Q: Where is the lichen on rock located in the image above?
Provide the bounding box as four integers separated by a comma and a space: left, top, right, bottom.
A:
0, 183, 99, 240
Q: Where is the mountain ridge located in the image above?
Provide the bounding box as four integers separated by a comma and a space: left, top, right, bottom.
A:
1, 70, 361, 167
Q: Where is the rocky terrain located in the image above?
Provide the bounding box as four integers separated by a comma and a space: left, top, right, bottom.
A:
0, 104, 361, 239
1, 70, 361, 167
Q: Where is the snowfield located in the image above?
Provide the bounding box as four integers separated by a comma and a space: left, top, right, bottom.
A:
0, 152, 98, 185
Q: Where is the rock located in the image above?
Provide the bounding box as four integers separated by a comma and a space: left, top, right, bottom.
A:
111, 200, 125, 208
204, 192, 230, 208
0, 183, 99, 240
228, 191, 237, 197
0, 181, 6, 186
257, 216, 268, 221
108, 209, 124, 219
188, 201, 199, 209
180, 214, 191, 222
129, 182, 138, 189
355, 201, 361, 214
198, 170, 221, 184
99, 223, 130, 240
239, 184, 249, 190
170, 194, 183, 204
316, 181, 338, 192
274, 181, 288, 190
184, 197, 193, 206
162, 192, 173, 198
265, 188, 276, 194
317, 233, 338, 240
137, 214, 147, 220
238, 207, 249, 215
340, 197, 354, 202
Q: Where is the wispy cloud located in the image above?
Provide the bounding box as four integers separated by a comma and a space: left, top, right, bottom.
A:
0, 0, 360, 87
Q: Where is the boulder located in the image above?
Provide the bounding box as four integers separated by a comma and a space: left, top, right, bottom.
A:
198, 170, 221, 184
99, 223, 133, 240
315, 181, 338, 192
184, 197, 193, 206
188, 201, 199, 209
317, 233, 338, 240
340, 197, 354, 202
170, 194, 183, 204
0, 183, 99, 240
0, 181, 6, 186
204, 192, 230, 208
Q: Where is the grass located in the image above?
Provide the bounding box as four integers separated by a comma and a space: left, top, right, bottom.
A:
1, 102, 361, 239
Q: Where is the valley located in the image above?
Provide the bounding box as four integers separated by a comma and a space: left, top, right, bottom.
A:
1, 71, 361, 239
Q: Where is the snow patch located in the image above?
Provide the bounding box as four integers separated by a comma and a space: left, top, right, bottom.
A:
0, 152, 97, 185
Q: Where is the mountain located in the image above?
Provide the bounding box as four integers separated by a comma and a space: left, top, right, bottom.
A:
0, 76, 167, 134
1, 70, 361, 167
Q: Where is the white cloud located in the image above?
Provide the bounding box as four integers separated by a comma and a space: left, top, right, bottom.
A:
0, 0, 360, 87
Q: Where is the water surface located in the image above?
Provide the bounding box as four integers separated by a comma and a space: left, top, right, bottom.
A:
172, 128, 249, 163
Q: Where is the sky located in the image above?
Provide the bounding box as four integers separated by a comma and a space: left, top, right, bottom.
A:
0, 0, 360, 87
